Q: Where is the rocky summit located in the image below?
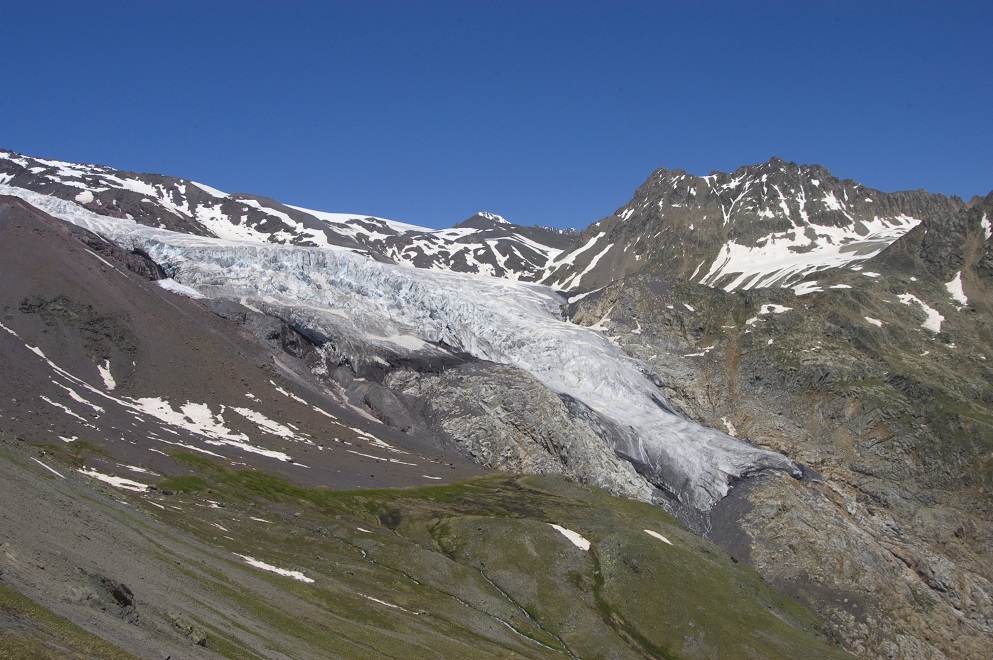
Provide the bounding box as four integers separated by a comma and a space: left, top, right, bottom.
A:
541, 157, 962, 293
0, 149, 990, 658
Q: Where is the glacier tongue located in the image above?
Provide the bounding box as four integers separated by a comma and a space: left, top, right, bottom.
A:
2, 184, 800, 510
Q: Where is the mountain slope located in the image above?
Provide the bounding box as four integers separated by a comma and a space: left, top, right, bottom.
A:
0, 433, 852, 659
564, 191, 993, 657
541, 157, 961, 292
3, 147, 990, 658
0, 150, 567, 280
376, 212, 576, 280
0, 194, 482, 491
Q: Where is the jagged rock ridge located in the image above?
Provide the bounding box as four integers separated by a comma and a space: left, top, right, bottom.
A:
0, 150, 569, 281
541, 157, 962, 292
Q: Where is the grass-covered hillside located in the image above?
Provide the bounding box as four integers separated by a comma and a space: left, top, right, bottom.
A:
1, 435, 851, 659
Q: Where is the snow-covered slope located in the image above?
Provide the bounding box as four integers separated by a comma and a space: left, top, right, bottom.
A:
2, 184, 799, 509
542, 158, 962, 293
376, 212, 574, 281
0, 150, 566, 281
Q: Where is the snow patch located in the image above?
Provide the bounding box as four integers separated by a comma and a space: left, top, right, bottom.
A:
31, 457, 66, 479
865, 317, 883, 327
547, 232, 605, 271
119, 463, 157, 475
79, 467, 149, 492
346, 449, 416, 466
644, 529, 673, 545
129, 398, 296, 461
0, 321, 19, 337
362, 594, 413, 613
231, 406, 307, 441
157, 278, 205, 299
745, 304, 792, 326
190, 180, 228, 198
560, 241, 613, 290
288, 205, 427, 234
234, 554, 314, 583
566, 287, 604, 304
699, 212, 918, 292
97, 360, 116, 390
945, 271, 968, 307
548, 524, 591, 551
269, 380, 308, 405
39, 395, 90, 423
478, 211, 508, 224
822, 191, 842, 210
793, 282, 824, 296
53, 382, 104, 414
897, 293, 944, 333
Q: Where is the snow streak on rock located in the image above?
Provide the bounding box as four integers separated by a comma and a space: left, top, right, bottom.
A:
541, 158, 955, 294
234, 554, 314, 583
2, 185, 800, 510
699, 213, 920, 292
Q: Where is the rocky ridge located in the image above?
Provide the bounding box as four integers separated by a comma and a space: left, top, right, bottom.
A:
0, 150, 568, 281
541, 157, 962, 292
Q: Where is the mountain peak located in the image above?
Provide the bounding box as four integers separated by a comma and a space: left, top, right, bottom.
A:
478, 211, 508, 224
455, 212, 511, 230
543, 159, 962, 292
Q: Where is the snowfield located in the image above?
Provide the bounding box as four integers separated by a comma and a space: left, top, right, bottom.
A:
699, 213, 920, 292
2, 184, 800, 510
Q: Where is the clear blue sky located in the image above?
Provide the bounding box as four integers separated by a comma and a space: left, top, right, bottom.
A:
3, 1, 990, 229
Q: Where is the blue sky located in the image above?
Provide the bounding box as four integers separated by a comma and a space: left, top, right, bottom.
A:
3, 1, 990, 229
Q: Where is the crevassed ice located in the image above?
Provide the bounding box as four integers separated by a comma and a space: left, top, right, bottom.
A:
1, 184, 799, 510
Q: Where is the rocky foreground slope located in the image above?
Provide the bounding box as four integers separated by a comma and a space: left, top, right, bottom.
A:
0, 431, 851, 659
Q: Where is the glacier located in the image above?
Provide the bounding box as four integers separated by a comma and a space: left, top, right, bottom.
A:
2, 184, 800, 510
